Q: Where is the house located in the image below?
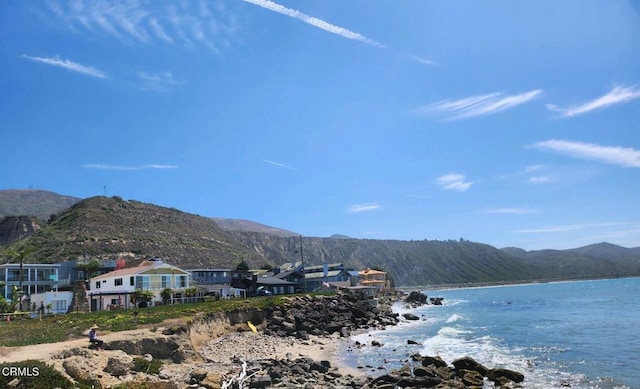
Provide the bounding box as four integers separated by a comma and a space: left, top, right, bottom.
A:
304, 263, 351, 291
187, 268, 245, 298
0, 263, 67, 300
29, 291, 74, 315
87, 259, 190, 311
269, 263, 306, 292
255, 275, 297, 295
359, 268, 388, 290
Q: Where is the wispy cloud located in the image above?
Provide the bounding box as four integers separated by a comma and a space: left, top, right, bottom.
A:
533, 139, 640, 168
242, 0, 384, 48
261, 159, 299, 171
513, 222, 630, 234
37, 0, 238, 51
418, 89, 542, 120
347, 203, 381, 213
481, 207, 537, 215
406, 55, 437, 65
23, 55, 108, 79
528, 176, 554, 184
138, 71, 181, 91
546, 84, 640, 117
83, 164, 178, 170
436, 174, 473, 192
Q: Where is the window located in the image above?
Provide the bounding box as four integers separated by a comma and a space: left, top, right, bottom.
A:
95, 281, 101, 289
114, 278, 123, 286
54, 300, 67, 312
130, 276, 135, 286
177, 275, 187, 288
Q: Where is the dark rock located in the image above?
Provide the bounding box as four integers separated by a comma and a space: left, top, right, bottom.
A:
407, 339, 420, 345
422, 355, 449, 369
403, 313, 420, 321
452, 356, 487, 376
405, 291, 428, 305
371, 340, 383, 347
458, 369, 484, 386
487, 368, 525, 383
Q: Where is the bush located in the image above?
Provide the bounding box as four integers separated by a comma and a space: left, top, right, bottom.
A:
132, 357, 163, 375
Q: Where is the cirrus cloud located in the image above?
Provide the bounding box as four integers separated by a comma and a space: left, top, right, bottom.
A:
418, 89, 542, 120
533, 139, 640, 168
23, 55, 108, 79
546, 84, 640, 117
347, 203, 381, 213
436, 174, 473, 191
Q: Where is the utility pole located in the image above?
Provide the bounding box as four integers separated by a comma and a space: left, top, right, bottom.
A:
299, 235, 307, 293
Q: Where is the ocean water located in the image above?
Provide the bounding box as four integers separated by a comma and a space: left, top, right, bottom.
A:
343, 277, 640, 388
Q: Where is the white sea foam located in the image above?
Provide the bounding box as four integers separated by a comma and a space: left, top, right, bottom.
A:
446, 313, 464, 323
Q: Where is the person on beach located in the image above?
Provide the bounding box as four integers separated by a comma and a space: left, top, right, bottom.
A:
88, 324, 104, 349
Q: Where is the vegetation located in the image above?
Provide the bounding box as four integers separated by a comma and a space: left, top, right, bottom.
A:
76, 259, 102, 280
132, 357, 164, 375
0, 296, 283, 347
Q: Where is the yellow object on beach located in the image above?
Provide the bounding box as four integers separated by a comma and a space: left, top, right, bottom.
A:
247, 321, 257, 333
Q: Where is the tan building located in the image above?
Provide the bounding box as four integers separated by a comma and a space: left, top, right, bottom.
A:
359, 268, 388, 290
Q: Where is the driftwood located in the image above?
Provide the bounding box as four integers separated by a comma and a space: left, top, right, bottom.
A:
221, 358, 263, 389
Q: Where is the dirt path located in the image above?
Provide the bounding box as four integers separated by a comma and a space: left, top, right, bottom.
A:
0, 327, 157, 364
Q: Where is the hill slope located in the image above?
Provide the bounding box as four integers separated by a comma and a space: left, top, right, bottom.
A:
1, 196, 262, 267
1, 191, 639, 286
0, 189, 80, 220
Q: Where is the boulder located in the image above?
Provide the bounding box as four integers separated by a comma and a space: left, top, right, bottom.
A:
103, 352, 134, 377
62, 356, 102, 387
452, 356, 487, 376
403, 313, 420, 321
487, 368, 525, 383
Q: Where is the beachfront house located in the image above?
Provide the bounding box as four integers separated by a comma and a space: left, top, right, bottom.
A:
359, 268, 388, 290
29, 290, 74, 315
87, 258, 190, 311
187, 268, 246, 298
304, 263, 351, 291
0, 263, 67, 301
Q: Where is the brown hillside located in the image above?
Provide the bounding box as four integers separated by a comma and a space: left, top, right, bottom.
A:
1, 196, 262, 267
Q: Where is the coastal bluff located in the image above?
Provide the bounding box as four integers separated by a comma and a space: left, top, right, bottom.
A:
0, 292, 525, 388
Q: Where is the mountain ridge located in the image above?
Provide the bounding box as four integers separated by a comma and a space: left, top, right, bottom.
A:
1, 189, 639, 286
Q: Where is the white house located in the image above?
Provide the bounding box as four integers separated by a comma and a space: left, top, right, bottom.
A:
30, 291, 73, 315
87, 259, 190, 311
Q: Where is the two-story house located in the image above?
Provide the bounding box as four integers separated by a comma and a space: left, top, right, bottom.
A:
187, 268, 246, 298
87, 258, 190, 311
359, 268, 388, 290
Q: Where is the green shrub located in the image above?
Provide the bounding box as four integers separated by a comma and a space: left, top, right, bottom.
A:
132, 357, 163, 375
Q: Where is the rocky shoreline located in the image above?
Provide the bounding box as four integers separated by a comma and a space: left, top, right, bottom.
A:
0, 291, 526, 388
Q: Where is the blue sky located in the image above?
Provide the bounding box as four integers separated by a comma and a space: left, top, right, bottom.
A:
1, 1, 639, 250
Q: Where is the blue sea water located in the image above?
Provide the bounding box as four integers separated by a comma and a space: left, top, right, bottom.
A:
343, 277, 640, 388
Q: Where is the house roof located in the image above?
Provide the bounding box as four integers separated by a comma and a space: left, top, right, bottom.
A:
0, 263, 60, 269
278, 261, 302, 271
91, 261, 188, 281
273, 269, 303, 279
359, 269, 387, 276
256, 276, 296, 285
187, 268, 232, 272
304, 263, 344, 272
305, 270, 345, 279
